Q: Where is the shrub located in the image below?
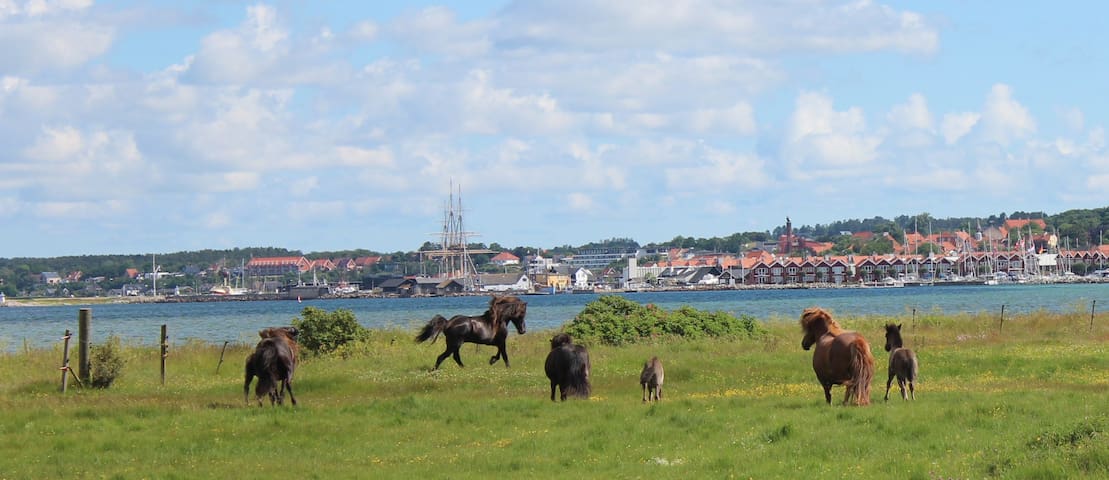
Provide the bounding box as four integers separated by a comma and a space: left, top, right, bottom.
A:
292, 307, 369, 355
90, 335, 124, 389
565, 295, 765, 346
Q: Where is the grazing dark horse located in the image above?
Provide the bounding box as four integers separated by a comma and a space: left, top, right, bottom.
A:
544, 333, 591, 401
415, 296, 527, 370
800, 307, 875, 406
244, 335, 298, 406
640, 356, 664, 403
883, 323, 919, 401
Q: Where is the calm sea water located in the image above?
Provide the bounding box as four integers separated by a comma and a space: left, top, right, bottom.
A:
2, 283, 1107, 351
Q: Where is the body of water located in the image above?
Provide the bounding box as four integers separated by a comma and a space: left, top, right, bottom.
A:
2, 283, 1107, 351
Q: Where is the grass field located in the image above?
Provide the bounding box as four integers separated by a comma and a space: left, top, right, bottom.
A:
1, 309, 1107, 479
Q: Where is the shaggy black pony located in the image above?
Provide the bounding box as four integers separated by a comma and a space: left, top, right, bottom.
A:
544, 333, 591, 401
244, 334, 298, 407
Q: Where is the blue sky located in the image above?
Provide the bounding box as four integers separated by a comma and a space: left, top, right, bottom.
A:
3, 1, 1108, 257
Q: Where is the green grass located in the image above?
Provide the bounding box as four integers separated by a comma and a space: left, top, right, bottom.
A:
2, 311, 1108, 478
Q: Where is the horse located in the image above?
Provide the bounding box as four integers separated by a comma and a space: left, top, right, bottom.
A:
544, 333, 591, 401
799, 307, 875, 406
244, 332, 298, 406
883, 323, 919, 401
640, 356, 664, 403
415, 295, 527, 370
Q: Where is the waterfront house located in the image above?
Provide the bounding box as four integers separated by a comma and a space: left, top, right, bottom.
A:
490, 252, 521, 266
478, 273, 532, 292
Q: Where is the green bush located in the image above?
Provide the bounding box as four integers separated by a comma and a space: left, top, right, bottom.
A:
565, 295, 765, 346
292, 307, 369, 355
90, 335, 124, 389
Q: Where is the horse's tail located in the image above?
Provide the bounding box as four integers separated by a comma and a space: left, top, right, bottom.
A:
907, 349, 919, 382
415, 315, 449, 344
849, 337, 875, 406
565, 347, 592, 399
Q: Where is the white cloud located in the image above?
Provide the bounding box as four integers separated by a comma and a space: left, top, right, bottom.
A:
496, 0, 937, 54
335, 146, 395, 167
665, 147, 769, 190
185, 4, 290, 84
978, 84, 1035, 146
23, 125, 84, 161
566, 192, 594, 211
388, 6, 491, 57
289, 176, 318, 197
887, 93, 933, 132
941, 112, 980, 145
784, 91, 880, 177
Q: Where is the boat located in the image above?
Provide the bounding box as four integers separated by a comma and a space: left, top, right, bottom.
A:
209, 284, 248, 296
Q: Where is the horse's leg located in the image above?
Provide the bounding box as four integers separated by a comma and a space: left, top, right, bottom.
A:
498, 342, 510, 368
284, 377, 297, 406
244, 371, 253, 405
434, 340, 458, 369
822, 383, 833, 405
884, 371, 894, 401
898, 376, 908, 400
550, 381, 557, 402
449, 339, 465, 367
908, 379, 915, 400
642, 384, 648, 403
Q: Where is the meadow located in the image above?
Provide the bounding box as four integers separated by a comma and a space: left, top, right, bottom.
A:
1, 308, 1107, 479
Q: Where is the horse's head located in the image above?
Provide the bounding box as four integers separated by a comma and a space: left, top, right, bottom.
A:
550, 332, 573, 349
884, 323, 903, 352
799, 307, 835, 350
491, 296, 527, 335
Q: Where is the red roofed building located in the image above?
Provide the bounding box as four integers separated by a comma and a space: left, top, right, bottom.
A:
354, 256, 382, 269
490, 252, 520, 266
246, 256, 311, 276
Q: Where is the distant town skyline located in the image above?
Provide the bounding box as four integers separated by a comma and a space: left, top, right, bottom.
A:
4, 2, 1109, 258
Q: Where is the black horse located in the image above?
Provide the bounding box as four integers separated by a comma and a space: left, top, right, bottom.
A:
544, 333, 591, 401
244, 335, 298, 406
415, 296, 527, 370
883, 323, 918, 401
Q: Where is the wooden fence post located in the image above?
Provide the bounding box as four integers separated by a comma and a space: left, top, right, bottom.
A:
60, 329, 72, 393
1091, 300, 1097, 330
216, 341, 229, 374
911, 308, 916, 330
999, 304, 1006, 332
160, 324, 168, 386
78, 309, 91, 384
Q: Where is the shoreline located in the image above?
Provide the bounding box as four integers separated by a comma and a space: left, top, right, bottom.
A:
4, 276, 1106, 308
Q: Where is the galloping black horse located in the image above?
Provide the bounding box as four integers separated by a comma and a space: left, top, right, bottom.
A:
415, 296, 527, 370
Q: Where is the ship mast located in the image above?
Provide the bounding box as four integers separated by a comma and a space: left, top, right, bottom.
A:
424, 181, 493, 291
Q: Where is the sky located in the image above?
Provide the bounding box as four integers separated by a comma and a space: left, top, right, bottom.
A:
3, 1, 1109, 258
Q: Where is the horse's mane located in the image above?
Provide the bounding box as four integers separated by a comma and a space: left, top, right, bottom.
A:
487, 295, 526, 328
800, 307, 844, 336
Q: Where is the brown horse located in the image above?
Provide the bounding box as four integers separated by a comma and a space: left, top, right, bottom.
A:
883, 323, 918, 401
415, 296, 527, 370
800, 307, 875, 406
544, 333, 591, 401
640, 356, 664, 403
